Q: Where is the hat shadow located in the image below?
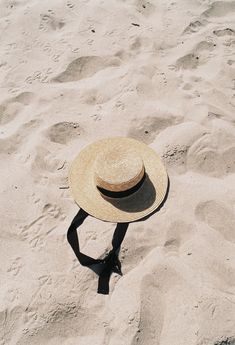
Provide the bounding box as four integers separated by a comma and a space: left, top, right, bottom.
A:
101, 173, 157, 213
136, 176, 170, 222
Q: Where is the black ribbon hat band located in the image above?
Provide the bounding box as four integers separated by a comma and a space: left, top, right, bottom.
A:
97, 172, 146, 198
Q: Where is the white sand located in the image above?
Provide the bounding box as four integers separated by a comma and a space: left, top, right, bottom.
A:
1, 0, 235, 344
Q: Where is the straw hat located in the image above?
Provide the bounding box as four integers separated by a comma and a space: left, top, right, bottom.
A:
69, 137, 168, 223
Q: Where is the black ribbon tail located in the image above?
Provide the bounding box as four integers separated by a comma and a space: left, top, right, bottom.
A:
97, 249, 123, 294
67, 209, 129, 294
98, 274, 111, 294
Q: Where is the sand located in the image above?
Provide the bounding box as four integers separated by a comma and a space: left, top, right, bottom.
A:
1, 0, 235, 344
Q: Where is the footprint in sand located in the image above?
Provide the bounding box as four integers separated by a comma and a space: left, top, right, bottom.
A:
176, 53, 200, 70
7, 257, 23, 277
195, 40, 215, 53
213, 28, 235, 37
186, 134, 225, 177
52, 55, 121, 83
195, 200, 235, 243
202, 1, 235, 18
175, 40, 216, 70
43, 203, 64, 219
39, 13, 65, 31
187, 131, 235, 177
31, 146, 65, 174
187, 147, 224, 177
183, 19, 207, 35
128, 114, 180, 144
0, 92, 34, 125
46, 121, 82, 144
67, 2, 75, 9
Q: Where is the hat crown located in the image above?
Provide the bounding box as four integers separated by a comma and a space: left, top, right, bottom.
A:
94, 146, 145, 192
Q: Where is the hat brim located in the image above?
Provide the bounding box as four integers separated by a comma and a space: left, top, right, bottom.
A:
69, 137, 168, 223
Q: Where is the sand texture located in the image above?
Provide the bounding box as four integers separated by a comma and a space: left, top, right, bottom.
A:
1, 0, 235, 344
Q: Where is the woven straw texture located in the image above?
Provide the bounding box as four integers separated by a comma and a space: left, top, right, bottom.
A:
69, 137, 168, 222
94, 147, 145, 192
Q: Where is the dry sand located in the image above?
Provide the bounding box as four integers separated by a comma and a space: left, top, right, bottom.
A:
1, 0, 235, 344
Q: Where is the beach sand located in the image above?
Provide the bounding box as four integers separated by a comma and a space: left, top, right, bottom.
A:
1, 0, 235, 344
